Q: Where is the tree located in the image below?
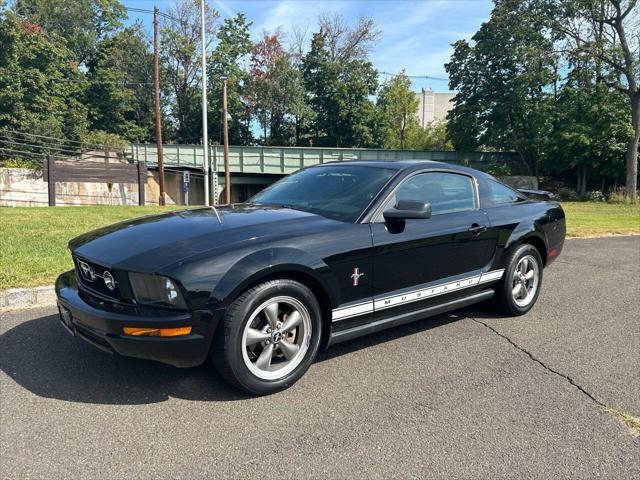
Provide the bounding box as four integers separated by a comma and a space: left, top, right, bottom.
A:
14, 0, 126, 65
208, 13, 253, 145
246, 33, 287, 144
161, 0, 218, 144
0, 12, 89, 155
376, 72, 420, 149
408, 121, 454, 151
303, 15, 379, 147
85, 23, 155, 142
542, 0, 639, 198
550, 74, 632, 194
445, 0, 557, 175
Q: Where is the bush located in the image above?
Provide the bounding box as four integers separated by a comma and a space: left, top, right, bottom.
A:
81, 130, 129, 151
485, 159, 512, 178
607, 187, 640, 204
0, 157, 42, 170
556, 186, 579, 201
585, 190, 606, 202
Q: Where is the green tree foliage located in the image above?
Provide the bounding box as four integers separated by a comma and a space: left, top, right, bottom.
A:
85, 23, 155, 142
14, 0, 126, 65
540, 0, 639, 198
376, 72, 420, 149
160, 0, 218, 144
550, 75, 632, 194
303, 15, 379, 147
446, 0, 557, 175
0, 12, 89, 153
208, 13, 253, 145
407, 121, 454, 151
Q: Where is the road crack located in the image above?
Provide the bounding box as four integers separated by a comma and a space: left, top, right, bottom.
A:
473, 318, 640, 437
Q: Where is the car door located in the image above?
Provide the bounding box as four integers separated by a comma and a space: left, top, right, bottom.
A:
370, 171, 495, 302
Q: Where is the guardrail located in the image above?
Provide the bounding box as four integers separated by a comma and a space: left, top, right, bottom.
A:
128, 144, 521, 175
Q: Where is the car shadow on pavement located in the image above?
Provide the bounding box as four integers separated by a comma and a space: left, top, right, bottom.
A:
0, 308, 489, 405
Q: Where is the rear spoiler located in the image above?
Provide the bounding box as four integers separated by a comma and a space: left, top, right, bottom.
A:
518, 189, 556, 200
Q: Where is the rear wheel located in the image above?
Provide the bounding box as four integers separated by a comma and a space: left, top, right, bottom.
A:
211, 279, 322, 395
494, 244, 543, 316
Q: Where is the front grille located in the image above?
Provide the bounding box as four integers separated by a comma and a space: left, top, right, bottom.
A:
73, 256, 122, 300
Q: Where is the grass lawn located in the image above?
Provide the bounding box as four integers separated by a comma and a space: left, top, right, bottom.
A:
1, 202, 639, 290
562, 202, 640, 238
1, 206, 180, 290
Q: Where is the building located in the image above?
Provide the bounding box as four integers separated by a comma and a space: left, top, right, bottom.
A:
416, 88, 455, 127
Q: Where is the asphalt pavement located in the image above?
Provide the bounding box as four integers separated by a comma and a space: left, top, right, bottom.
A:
1, 236, 639, 479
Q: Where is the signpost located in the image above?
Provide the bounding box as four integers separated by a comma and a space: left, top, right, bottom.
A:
183, 170, 190, 206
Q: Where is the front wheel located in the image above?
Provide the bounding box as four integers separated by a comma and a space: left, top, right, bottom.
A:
494, 244, 543, 316
211, 279, 322, 395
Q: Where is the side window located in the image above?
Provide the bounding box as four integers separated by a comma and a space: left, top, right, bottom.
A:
486, 180, 524, 206
388, 172, 476, 215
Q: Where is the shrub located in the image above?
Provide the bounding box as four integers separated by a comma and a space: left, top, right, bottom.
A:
607, 187, 640, 204
0, 157, 42, 170
556, 186, 579, 201
585, 190, 606, 202
485, 159, 512, 178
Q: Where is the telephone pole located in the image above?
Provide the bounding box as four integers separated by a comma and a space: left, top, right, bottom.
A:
153, 6, 165, 206
200, 0, 210, 206
222, 77, 231, 204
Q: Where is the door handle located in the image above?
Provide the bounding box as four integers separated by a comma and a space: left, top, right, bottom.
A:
468, 223, 487, 235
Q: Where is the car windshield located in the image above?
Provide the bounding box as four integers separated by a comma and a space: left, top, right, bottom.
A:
249, 165, 397, 222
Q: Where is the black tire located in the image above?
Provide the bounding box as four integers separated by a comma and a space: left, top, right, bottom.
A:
493, 244, 544, 316
211, 279, 323, 395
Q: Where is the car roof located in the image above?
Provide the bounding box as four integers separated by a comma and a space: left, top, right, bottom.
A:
313, 159, 492, 178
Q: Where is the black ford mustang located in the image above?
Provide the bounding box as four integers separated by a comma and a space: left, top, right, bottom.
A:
56, 160, 565, 394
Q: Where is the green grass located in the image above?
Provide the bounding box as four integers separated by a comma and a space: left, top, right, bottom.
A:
1, 202, 639, 290
1, 206, 180, 290
562, 202, 640, 238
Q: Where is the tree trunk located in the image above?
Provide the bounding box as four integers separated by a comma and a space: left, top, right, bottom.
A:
626, 94, 639, 200
578, 165, 587, 197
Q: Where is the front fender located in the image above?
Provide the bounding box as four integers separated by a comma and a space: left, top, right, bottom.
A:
209, 247, 338, 310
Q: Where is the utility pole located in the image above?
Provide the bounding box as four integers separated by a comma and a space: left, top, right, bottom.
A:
153, 6, 165, 206
222, 77, 231, 204
200, 0, 210, 206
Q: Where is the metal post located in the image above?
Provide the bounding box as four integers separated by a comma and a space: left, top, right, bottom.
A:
222, 77, 231, 204
46, 155, 55, 206
153, 6, 165, 206
137, 161, 146, 206
200, 0, 210, 206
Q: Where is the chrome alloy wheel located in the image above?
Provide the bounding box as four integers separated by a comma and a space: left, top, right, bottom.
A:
511, 254, 539, 307
241, 296, 312, 380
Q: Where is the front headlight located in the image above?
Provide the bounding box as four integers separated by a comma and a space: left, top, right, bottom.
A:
128, 272, 187, 309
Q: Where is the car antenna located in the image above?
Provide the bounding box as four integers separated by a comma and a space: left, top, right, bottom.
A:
210, 205, 222, 224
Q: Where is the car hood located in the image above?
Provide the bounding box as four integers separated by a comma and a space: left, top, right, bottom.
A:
68, 205, 329, 272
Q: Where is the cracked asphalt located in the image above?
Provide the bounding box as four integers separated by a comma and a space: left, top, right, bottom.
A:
1, 236, 639, 479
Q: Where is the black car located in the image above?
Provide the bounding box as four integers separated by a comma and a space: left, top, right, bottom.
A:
56, 160, 566, 394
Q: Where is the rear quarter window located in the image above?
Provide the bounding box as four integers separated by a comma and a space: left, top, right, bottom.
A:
484, 180, 527, 207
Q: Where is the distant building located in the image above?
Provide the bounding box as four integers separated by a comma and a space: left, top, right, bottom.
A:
416, 88, 455, 127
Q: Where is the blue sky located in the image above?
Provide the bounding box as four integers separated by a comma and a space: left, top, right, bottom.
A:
123, 0, 494, 92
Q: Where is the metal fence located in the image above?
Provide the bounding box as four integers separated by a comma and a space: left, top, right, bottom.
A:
128, 144, 523, 175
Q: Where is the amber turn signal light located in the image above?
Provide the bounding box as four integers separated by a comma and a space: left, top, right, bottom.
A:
123, 326, 192, 337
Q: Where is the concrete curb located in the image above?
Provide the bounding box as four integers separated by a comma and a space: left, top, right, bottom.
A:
0, 286, 56, 311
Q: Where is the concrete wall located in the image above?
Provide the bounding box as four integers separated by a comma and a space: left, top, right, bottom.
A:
0, 168, 203, 207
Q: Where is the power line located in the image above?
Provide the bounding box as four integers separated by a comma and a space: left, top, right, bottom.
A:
11, 70, 152, 86
379, 71, 449, 81
0, 129, 123, 149
0, 147, 45, 158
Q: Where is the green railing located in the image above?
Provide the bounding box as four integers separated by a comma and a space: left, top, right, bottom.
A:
128, 144, 520, 174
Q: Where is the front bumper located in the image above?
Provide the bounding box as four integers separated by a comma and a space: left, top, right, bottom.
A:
55, 270, 219, 367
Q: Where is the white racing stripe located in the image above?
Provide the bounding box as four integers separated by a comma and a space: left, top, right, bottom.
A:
331, 269, 505, 322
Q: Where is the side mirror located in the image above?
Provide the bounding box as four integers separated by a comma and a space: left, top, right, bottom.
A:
383, 200, 432, 221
